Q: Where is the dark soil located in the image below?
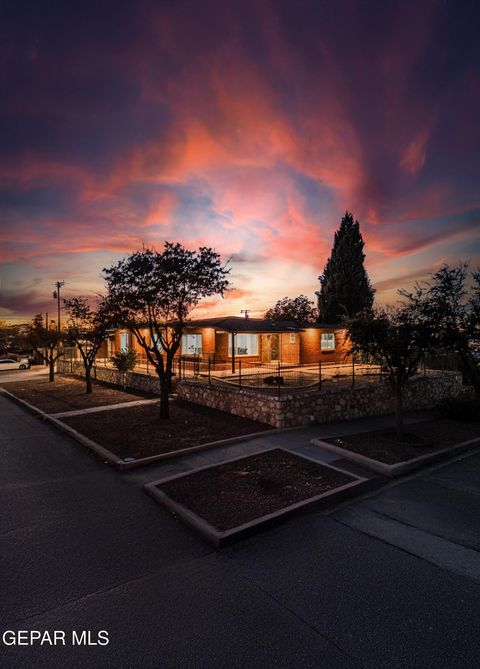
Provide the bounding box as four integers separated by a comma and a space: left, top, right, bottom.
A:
158, 449, 356, 530
0, 376, 153, 413
326, 419, 480, 465
61, 399, 270, 459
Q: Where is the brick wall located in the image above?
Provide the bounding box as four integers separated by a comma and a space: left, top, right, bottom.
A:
300, 328, 350, 364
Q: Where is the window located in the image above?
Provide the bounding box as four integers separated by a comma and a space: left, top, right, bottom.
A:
321, 333, 335, 351
120, 332, 129, 351
151, 331, 164, 352
289, 333, 296, 344
228, 333, 258, 356
182, 334, 202, 355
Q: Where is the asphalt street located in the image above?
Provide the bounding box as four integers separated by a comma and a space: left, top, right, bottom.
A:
1, 393, 480, 668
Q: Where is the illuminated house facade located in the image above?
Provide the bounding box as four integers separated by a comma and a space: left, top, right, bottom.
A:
110, 316, 350, 367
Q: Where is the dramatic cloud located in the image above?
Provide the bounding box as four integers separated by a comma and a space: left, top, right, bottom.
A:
1, 0, 479, 320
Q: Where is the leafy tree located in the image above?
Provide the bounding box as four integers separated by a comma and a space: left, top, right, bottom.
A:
346, 305, 430, 439
265, 295, 318, 323
26, 314, 64, 382
402, 263, 480, 396
317, 211, 374, 323
64, 296, 114, 393
104, 243, 230, 419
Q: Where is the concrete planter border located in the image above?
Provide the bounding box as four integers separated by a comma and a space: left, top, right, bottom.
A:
0, 387, 305, 470
144, 448, 370, 547
311, 435, 480, 477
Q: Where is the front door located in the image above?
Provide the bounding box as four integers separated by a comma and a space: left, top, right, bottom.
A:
270, 334, 280, 361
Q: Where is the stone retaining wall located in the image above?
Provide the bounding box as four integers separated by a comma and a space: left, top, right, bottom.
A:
57, 360, 161, 394
57, 360, 462, 428
176, 373, 462, 428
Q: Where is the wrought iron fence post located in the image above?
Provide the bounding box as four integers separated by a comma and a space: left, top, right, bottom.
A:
239, 359, 242, 388
351, 356, 355, 387
208, 357, 211, 385
318, 359, 322, 389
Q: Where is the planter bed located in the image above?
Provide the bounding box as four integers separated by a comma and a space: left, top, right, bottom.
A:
145, 449, 368, 546
312, 419, 480, 477
0, 376, 153, 413
59, 399, 270, 464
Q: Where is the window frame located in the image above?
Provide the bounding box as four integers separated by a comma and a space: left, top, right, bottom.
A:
228, 333, 259, 357
321, 332, 335, 351
181, 333, 203, 356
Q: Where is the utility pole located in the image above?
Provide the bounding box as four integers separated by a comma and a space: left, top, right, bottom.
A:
53, 281, 65, 331
240, 309, 250, 319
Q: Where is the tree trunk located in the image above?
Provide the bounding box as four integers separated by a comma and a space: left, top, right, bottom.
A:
393, 389, 404, 440
49, 357, 55, 382
159, 375, 170, 419
85, 366, 93, 394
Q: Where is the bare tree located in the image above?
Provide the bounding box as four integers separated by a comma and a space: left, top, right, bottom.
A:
64, 296, 114, 393
27, 314, 64, 382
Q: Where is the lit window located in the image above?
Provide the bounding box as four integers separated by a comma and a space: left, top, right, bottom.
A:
120, 332, 129, 351
182, 334, 203, 355
289, 333, 296, 344
151, 332, 164, 352
228, 333, 259, 356
321, 333, 335, 350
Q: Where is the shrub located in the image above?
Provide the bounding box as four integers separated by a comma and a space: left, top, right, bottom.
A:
111, 349, 137, 372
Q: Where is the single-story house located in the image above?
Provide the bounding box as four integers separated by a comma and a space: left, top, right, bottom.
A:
107, 316, 350, 369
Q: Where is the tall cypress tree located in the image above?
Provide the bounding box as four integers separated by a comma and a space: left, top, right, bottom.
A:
317, 211, 374, 323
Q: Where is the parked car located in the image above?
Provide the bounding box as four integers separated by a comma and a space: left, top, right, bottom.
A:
0, 358, 30, 370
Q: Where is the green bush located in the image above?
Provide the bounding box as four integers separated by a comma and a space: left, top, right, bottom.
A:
437, 397, 480, 422
110, 349, 137, 372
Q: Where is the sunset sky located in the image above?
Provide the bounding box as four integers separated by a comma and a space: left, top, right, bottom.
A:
1, 0, 479, 323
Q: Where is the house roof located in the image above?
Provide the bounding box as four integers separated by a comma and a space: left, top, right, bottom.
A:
185, 316, 303, 333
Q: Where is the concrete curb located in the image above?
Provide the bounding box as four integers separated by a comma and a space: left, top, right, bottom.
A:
311, 435, 480, 477
0, 387, 308, 470
144, 448, 371, 547
0, 388, 126, 467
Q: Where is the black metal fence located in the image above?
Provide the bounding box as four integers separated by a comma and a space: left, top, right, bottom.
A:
87, 351, 448, 396
176, 357, 388, 395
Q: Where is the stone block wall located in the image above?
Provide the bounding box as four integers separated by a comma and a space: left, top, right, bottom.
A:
57, 359, 462, 429
177, 372, 463, 428
57, 359, 161, 394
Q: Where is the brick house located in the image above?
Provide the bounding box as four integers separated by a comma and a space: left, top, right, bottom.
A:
109, 316, 350, 368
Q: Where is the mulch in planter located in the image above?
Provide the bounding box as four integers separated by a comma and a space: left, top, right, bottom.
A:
158, 449, 356, 531
0, 376, 153, 413
61, 399, 270, 459
325, 419, 480, 465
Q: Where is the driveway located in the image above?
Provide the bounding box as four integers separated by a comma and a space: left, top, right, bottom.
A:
1, 394, 480, 668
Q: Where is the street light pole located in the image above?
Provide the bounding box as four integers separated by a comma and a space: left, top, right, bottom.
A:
53, 281, 65, 331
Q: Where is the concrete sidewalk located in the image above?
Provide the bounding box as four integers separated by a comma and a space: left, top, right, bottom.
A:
123, 409, 434, 486
1, 394, 480, 668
